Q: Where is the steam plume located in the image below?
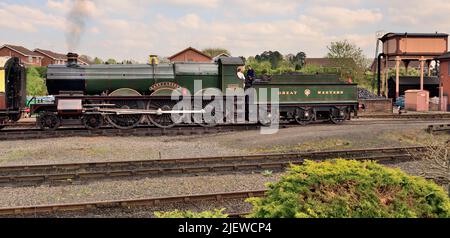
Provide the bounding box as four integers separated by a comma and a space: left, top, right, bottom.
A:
66, 0, 91, 52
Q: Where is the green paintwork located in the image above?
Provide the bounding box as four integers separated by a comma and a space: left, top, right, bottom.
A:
252, 82, 358, 104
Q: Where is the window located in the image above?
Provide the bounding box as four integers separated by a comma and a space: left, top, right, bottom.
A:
28, 56, 33, 63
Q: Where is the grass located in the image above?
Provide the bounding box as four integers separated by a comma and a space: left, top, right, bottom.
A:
378, 130, 450, 146
248, 138, 353, 153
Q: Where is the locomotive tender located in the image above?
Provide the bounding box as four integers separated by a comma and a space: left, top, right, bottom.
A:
0, 57, 26, 130
0, 53, 358, 130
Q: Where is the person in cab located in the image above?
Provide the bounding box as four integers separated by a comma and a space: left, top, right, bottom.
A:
237, 67, 246, 88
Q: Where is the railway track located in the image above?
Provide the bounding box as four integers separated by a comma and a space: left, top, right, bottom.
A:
0, 189, 266, 217
427, 124, 450, 133
2, 116, 449, 141
0, 123, 282, 141
358, 113, 450, 120
0, 146, 426, 187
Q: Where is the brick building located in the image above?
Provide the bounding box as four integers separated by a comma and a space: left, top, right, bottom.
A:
0, 44, 43, 66
168, 47, 212, 63
436, 52, 450, 111
34, 49, 67, 67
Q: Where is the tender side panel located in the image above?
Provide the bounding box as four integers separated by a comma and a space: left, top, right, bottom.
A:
252, 83, 358, 104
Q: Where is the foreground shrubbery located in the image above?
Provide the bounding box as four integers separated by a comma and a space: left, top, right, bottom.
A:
247, 159, 450, 218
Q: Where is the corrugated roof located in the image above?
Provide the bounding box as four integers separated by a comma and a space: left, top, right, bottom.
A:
218, 57, 244, 65
388, 76, 440, 85
1, 44, 43, 57
436, 52, 450, 60
380, 32, 448, 41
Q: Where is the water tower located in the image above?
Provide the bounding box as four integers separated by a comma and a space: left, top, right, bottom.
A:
376, 32, 448, 98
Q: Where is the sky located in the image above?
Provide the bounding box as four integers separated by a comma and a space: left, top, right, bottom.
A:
1, 0, 450, 62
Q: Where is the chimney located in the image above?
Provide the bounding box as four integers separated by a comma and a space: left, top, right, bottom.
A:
67, 52, 79, 67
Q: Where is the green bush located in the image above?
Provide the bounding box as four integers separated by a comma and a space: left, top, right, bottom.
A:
247, 159, 450, 218
154, 208, 229, 218
26, 67, 47, 96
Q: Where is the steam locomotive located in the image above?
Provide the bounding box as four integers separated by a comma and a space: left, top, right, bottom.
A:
0, 53, 358, 130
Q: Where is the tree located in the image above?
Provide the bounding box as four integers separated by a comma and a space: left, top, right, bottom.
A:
106, 58, 117, 64
255, 51, 283, 69
93, 57, 103, 64
202, 48, 230, 58
291, 52, 306, 70
26, 67, 47, 96
326, 40, 369, 83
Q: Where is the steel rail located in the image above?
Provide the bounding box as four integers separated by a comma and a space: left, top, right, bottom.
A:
358, 113, 450, 119
0, 146, 425, 187
427, 124, 450, 133
0, 190, 267, 216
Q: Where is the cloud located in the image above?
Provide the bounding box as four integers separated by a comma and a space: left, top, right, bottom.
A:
160, 0, 220, 8
305, 7, 383, 28
4, 0, 450, 62
0, 3, 65, 32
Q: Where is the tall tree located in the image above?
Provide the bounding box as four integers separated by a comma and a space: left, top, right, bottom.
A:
291, 52, 306, 70
326, 40, 368, 82
255, 51, 283, 69
202, 48, 231, 58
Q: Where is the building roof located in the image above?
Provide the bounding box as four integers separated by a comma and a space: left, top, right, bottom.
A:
168, 47, 213, 60
436, 52, 450, 60
1, 44, 43, 57
305, 58, 356, 67
380, 32, 448, 42
388, 76, 440, 85
218, 57, 244, 65
34, 49, 67, 60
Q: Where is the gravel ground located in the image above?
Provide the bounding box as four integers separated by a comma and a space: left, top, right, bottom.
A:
0, 119, 448, 217
0, 173, 279, 208
0, 119, 448, 166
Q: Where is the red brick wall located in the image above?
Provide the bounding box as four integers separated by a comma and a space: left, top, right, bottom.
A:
358, 99, 393, 114
169, 49, 212, 62
0, 48, 41, 66
40, 56, 54, 67
439, 60, 450, 110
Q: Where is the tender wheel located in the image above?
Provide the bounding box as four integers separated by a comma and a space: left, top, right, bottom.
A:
38, 112, 61, 131
146, 100, 176, 128
82, 114, 104, 130
330, 108, 347, 125
294, 108, 314, 126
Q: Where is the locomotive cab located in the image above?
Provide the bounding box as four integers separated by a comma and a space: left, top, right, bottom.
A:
0, 57, 26, 127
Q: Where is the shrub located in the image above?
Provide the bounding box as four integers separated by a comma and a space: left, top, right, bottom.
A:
154, 208, 229, 218
247, 159, 450, 218
26, 67, 47, 96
